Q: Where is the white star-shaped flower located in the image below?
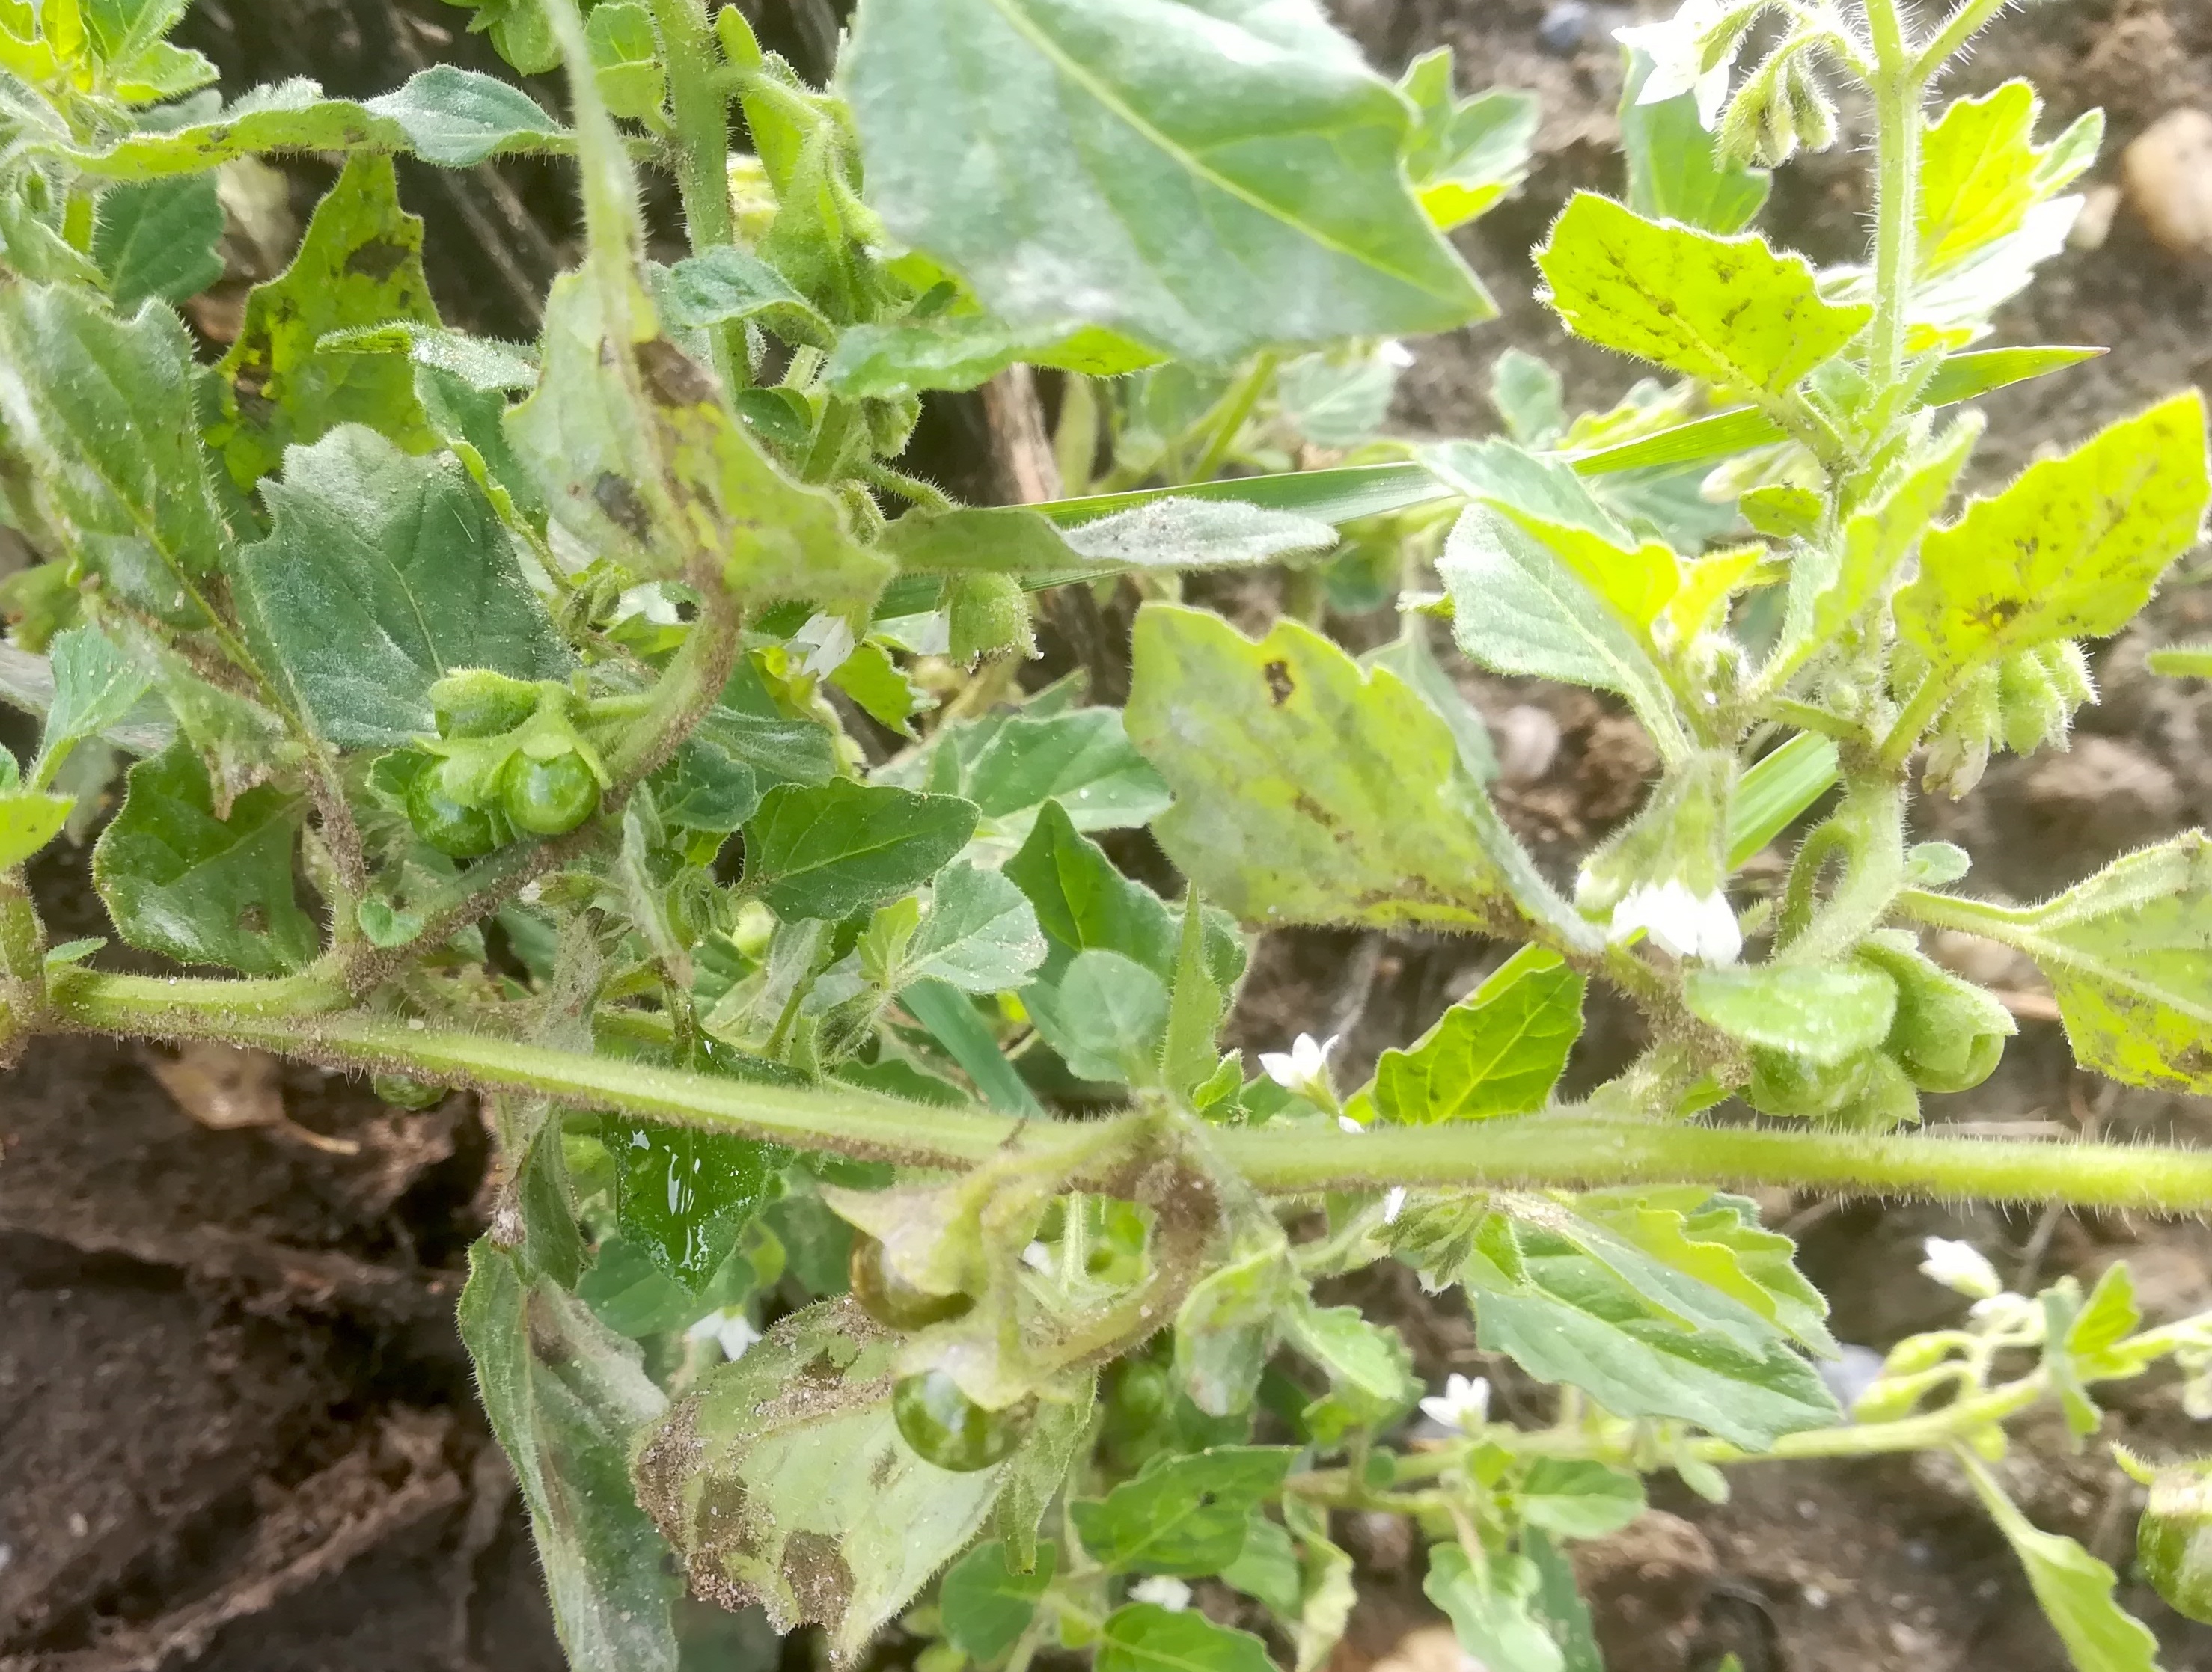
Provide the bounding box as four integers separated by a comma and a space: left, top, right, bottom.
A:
1383, 1186, 1408, 1225
1128, 1575, 1193, 1612
1260, 1032, 1339, 1101
1609, 878, 1741, 963
685, 1307, 762, 1363
1420, 1373, 1491, 1433
1616, 0, 1744, 130
791, 611, 856, 679
1920, 1237, 2002, 1302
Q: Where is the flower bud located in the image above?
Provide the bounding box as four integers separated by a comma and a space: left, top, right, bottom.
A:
1857, 931, 2016, 1094
1922, 663, 2002, 797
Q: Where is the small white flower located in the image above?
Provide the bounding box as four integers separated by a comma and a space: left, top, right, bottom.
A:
1420, 1373, 1491, 1433
1379, 339, 1417, 370
1128, 1575, 1193, 1612
1261, 1032, 1339, 1101
1920, 1237, 2002, 1302
1615, 0, 1743, 130
1609, 878, 1741, 963
1338, 1115, 1367, 1134
790, 611, 856, 679
1021, 1240, 1054, 1273
1383, 1186, 1408, 1225
686, 1307, 762, 1363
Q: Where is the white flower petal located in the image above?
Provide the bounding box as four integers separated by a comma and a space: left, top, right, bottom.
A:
1920, 1237, 2002, 1301
1383, 1186, 1408, 1225
1419, 1373, 1491, 1432
1338, 1115, 1367, 1134
792, 612, 856, 679
1129, 1575, 1193, 1612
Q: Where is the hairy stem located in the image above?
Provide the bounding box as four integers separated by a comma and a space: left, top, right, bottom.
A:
1862, 0, 1922, 399
644, 0, 748, 393
1914, 0, 2017, 79
37, 970, 2212, 1212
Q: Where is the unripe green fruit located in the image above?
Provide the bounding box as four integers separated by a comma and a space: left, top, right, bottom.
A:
893, 1371, 1029, 1472
372, 1072, 447, 1111
1857, 937, 2014, 1094
1107, 1358, 1170, 1431
501, 750, 602, 836
406, 757, 507, 857
430, 668, 540, 739
849, 1234, 974, 1330
947, 572, 1035, 667
2140, 1466, 2212, 1623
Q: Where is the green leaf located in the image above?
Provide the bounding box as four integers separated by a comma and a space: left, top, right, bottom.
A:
903, 862, 1048, 993
825, 314, 1161, 399
691, 654, 841, 789
1128, 604, 1582, 943
634, 1298, 1025, 1657
458, 1243, 679, 1672
996, 1375, 1096, 1570
1464, 1206, 1841, 1448
1518, 1458, 1646, 1541
1360, 627, 1498, 783
1438, 505, 1689, 759
1096, 1604, 1277, 1672
1770, 415, 1981, 685
1536, 193, 1870, 399
1571, 1188, 1836, 1356
1564, 346, 2099, 478
507, 272, 891, 606
39, 624, 152, 782
364, 64, 568, 167
1727, 734, 1839, 868
1896, 393, 2211, 693
902, 977, 1048, 1118
225, 426, 571, 749
844, 0, 1494, 363
1523, 1530, 1604, 1672
43, 71, 571, 178
612, 1121, 777, 1292
1916, 833, 2212, 1093
1163, 884, 1225, 1097
885, 500, 1335, 581
207, 153, 442, 489
584, 2, 664, 123
742, 782, 978, 921
940, 1540, 1057, 1661
1221, 1517, 1304, 1617
1027, 948, 1170, 1085
1621, 50, 1769, 235
0, 282, 229, 625
659, 245, 834, 349
1684, 964, 1898, 1065
1426, 1544, 1565, 1672
0, 791, 72, 869
1353, 947, 1583, 1125
1401, 50, 1537, 230
1919, 82, 2101, 279
885, 705, 1170, 845
1958, 1451, 2160, 1672
92, 174, 224, 307
91, 744, 317, 976
1174, 1241, 1296, 1418
1072, 1446, 1297, 1574
1004, 798, 1243, 992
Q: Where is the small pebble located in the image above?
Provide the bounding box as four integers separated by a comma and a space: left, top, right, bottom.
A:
2122, 108, 2212, 257
1538, 0, 1592, 55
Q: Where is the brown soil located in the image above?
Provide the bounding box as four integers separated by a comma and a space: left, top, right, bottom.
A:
6, 1, 2212, 1670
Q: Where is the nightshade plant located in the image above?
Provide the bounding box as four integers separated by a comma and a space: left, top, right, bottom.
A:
4, 0, 2212, 1667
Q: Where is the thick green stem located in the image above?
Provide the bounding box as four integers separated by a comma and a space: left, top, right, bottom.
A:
38, 970, 2212, 1213
1863, 0, 1922, 397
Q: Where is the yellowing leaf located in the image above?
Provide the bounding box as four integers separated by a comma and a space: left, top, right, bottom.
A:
1536, 193, 1870, 399
1919, 82, 2102, 278
207, 153, 442, 490
0, 789, 72, 869
1125, 604, 1589, 946
1895, 393, 2211, 688
1916, 833, 2212, 1093
1351, 946, 1584, 1125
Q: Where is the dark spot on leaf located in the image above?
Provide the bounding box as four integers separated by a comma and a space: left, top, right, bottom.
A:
236, 903, 268, 934
781, 1529, 852, 1627
1262, 660, 1294, 705
692, 1475, 749, 1550
593, 472, 653, 540
869, 1447, 897, 1488
638, 337, 716, 408
344, 238, 412, 282
1291, 791, 1338, 831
